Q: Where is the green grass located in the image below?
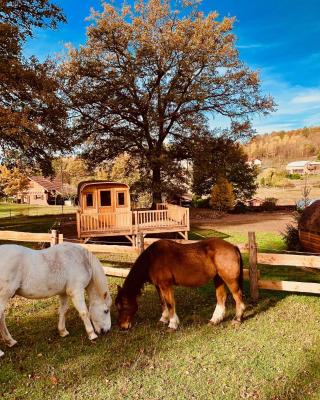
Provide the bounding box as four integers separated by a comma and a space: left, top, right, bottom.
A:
189, 228, 285, 251
0, 215, 62, 232
1, 284, 320, 399
2, 220, 320, 399
0, 203, 76, 218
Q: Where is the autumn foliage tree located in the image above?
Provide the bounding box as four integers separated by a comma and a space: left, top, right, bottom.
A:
192, 134, 258, 201
0, 165, 29, 197
0, 0, 68, 173
60, 0, 274, 203
210, 177, 235, 211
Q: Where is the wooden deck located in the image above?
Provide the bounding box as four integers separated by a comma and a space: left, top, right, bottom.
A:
77, 203, 190, 239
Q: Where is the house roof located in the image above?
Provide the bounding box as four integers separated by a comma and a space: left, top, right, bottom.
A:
29, 176, 63, 194
286, 161, 310, 168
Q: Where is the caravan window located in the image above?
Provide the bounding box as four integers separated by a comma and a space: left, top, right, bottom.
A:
117, 192, 125, 207
86, 193, 93, 207
100, 190, 111, 207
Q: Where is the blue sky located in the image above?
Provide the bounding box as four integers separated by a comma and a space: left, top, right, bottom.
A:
24, 0, 320, 134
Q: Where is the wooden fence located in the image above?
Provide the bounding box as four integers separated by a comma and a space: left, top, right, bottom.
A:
248, 231, 320, 299
1, 229, 320, 298
0, 229, 63, 246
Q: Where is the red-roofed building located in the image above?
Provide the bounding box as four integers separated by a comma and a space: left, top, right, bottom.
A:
18, 176, 63, 205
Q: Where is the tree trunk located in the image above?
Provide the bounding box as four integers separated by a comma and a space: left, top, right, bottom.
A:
151, 166, 162, 208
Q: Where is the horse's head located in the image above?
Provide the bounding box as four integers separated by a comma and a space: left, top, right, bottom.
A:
115, 285, 138, 330
89, 291, 112, 334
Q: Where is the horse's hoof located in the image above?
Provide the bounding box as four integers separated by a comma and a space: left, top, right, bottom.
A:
89, 332, 98, 341
158, 319, 169, 325
167, 328, 177, 333
208, 319, 222, 326
7, 339, 17, 348
59, 329, 70, 338
231, 319, 241, 327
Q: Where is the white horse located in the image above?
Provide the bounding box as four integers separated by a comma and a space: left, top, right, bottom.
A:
0, 242, 112, 357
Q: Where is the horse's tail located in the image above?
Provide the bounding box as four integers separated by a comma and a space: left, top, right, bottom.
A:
235, 246, 244, 292
86, 249, 111, 304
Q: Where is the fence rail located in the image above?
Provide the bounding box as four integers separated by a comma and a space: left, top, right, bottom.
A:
0, 230, 63, 246
248, 231, 320, 299
1, 228, 320, 298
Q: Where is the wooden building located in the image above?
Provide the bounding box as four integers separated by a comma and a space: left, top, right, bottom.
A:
76, 181, 190, 242
299, 200, 320, 253
17, 176, 63, 205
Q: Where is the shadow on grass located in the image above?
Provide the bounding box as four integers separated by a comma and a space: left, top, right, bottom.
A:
189, 228, 230, 240
0, 214, 70, 232
1, 282, 320, 399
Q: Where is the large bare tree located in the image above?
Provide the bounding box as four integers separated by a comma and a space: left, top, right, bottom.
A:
60, 0, 275, 203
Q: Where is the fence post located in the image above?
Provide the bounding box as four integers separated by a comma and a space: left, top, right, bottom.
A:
136, 232, 144, 254
51, 230, 58, 246
58, 233, 64, 244
134, 211, 138, 234
76, 210, 81, 239
248, 231, 259, 301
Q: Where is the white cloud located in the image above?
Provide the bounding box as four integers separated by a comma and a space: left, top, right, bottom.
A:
208, 71, 320, 135
237, 44, 264, 49
291, 90, 320, 104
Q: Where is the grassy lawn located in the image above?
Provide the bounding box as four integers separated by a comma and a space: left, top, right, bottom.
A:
2, 220, 320, 399
2, 282, 320, 399
0, 203, 76, 218
256, 185, 320, 205
189, 227, 285, 251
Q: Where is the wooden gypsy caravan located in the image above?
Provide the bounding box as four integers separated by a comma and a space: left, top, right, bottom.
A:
76, 181, 190, 243
298, 200, 320, 253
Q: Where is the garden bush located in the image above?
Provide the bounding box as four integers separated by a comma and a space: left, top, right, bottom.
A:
191, 196, 210, 208
282, 211, 302, 251
287, 173, 302, 180
261, 197, 278, 211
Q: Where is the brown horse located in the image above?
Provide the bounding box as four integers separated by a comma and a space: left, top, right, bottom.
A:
115, 238, 245, 330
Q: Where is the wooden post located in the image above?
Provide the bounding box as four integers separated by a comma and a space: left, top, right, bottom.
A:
134, 211, 139, 234
58, 233, 64, 244
76, 210, 81, 239
51, 230, 58, 246
136, 232, 144, 254
248, 231, 259, 301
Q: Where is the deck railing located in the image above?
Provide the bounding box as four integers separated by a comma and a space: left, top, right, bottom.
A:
78, 204, 189, 236
80, 212, 133, 233
135, 208, 188, 229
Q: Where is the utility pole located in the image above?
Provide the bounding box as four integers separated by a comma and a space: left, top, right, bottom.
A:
61, 161, 64, 215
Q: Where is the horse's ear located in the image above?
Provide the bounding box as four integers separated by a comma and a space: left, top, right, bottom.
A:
117, 285, 122, 293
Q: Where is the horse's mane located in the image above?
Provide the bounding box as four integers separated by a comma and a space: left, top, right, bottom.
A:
122, 243, 154, 298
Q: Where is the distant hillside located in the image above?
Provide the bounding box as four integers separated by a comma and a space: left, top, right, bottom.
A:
245, 126, 320, 168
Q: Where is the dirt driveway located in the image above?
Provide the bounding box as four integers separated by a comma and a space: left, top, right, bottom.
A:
191, 211, 294, 234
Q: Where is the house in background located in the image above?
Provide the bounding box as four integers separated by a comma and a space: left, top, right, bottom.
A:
245, 197, 264, 207
17, 176, 63, 205
246, 159, 262, 168
286, 161, 320, 175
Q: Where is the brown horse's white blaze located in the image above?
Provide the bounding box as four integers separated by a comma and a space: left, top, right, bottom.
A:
115, 238, 245, 330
